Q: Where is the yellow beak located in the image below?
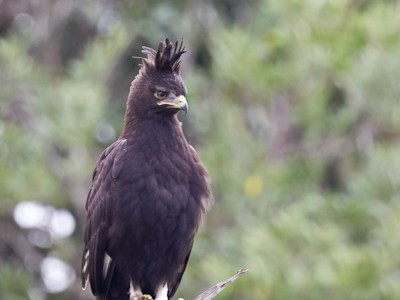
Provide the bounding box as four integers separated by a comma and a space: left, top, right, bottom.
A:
157, 95, 188, 114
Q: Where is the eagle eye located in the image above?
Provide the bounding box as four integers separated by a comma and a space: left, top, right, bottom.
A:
154, 91, 169, 100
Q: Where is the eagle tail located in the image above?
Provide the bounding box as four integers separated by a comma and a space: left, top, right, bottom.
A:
99, 259, 130, 300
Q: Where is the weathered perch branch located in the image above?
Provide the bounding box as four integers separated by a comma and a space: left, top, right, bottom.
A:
133, 269, 248, 300
191, 268, 248, 300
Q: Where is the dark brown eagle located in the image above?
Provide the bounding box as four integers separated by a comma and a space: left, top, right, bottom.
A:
81, 38, 212, 300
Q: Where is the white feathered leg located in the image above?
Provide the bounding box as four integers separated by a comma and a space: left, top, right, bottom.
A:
154, 283, 168, 300
129, 280, 142, 300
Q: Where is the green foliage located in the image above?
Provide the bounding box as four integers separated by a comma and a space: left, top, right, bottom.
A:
0, 265, 33, 300
1, 0, 400, 299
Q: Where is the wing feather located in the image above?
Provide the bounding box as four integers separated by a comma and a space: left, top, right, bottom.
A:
167, 240, 194, 299
167, 144, 212, 298
81, 139, 127, 296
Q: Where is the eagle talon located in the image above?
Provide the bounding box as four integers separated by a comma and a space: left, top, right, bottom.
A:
130, 294, 153, 300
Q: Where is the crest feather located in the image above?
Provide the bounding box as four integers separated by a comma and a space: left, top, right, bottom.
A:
141, 38, 186, 74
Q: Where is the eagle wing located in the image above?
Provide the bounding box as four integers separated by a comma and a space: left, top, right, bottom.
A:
81, 139, 127, 296
167, 144, 212, 298
167, 239, 194, 298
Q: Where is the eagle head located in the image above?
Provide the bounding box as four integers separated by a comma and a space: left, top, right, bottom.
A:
126, 38, 188, 120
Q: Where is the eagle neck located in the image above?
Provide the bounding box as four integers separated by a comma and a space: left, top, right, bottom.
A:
121, 114, 186, 147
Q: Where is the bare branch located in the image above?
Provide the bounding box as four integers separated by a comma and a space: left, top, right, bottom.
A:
192, 268, 248, 300
132, 269, 248, 300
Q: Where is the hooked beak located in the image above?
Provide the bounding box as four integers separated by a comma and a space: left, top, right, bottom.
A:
157, 95, 188, 115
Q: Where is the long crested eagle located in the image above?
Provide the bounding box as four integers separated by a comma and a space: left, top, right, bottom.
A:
81, 38, 213, 300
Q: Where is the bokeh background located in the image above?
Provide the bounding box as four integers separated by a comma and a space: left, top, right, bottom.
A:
1, 0, 400, 299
